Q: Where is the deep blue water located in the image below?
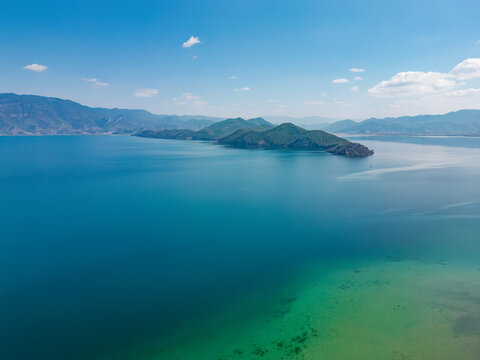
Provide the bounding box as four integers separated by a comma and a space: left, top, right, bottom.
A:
1, 135, 480, 359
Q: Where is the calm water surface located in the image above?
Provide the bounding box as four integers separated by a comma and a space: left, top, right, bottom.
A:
1, 135, 480, 359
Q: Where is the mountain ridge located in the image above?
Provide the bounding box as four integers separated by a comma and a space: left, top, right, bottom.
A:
137, 119, 373, 157
218, 123, 373, 156
0, 93, 221, 135
135, 117, 274, 141
322, 109, 480, 135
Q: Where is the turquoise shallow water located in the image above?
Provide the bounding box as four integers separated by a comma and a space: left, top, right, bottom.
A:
1, 135, 480, 359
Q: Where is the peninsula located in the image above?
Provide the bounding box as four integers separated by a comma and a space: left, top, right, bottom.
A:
136, 118, 374, 157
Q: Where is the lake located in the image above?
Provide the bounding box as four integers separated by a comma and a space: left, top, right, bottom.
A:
1, 135, 480, 359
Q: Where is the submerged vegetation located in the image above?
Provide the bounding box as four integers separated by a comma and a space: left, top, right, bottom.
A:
155, 257, 480, 360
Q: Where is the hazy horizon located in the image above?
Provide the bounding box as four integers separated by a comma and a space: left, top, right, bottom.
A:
5, 91, 480, 125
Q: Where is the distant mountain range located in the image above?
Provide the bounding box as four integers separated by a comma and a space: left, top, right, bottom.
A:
2, 93, 479, 137
262, 115, 340, 129
0, 93, 221, 135
322, 110, 480, 136
138, 118, 373, 157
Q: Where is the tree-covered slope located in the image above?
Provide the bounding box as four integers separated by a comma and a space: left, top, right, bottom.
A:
136, 117, 274, 141
218, 123, 373, 156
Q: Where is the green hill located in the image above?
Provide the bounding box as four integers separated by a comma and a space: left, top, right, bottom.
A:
137, 120, 373, 157
219, 123, 373, 156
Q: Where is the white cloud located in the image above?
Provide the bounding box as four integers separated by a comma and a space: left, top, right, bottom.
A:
477, 40, 480, 44
192, 55, 198, 59
368, 71, 457, 98
369, 58, 480, 98
83, 78, 108, 87
182, 92, 200, 100
350, 68, 365, 73
229, 75, 238, 79
134, 88, 158, 97
24, 63, 48, 72
351, 86, 359, 92
332, 78, 349, 84
234, 87, 251, 92
183, 36, 201, 48
450, 58, 480, 80
266, 99, 277, 103
173, 92, 208, 107
444, 88, 480, 97
354, 76, 363, 81
304, 100, 325, 105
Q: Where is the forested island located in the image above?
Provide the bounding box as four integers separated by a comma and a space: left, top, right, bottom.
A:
136, 118, 374, 157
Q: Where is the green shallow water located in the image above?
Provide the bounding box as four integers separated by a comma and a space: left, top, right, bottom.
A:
1, 135, 480, 359
150, 258, 480, 360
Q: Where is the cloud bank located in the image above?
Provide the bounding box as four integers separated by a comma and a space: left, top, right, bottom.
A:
369, 58, 480, 98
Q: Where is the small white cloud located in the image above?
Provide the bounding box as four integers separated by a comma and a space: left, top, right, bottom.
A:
182, 92, 200, 100
332, 78, 349, 84
134, 88, 159, 97
354, 76, 363, 81
320, 91, 327, 97
24, 63, 48, 72
450, 58, 480, 80
350, 68, 365, 73
351, 86, 359, 92
477, 40, 480, 44
192, 55, 198, 59
304, 100, 325, 105
234, 87, 251, 92
173, 92, 207, 106
266, 99, 277, 103
183, 36, 201, 48
229, 75, 238, 79
83, 78, 108, 87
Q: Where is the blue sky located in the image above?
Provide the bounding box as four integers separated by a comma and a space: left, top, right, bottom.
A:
1, 0, 480, 119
